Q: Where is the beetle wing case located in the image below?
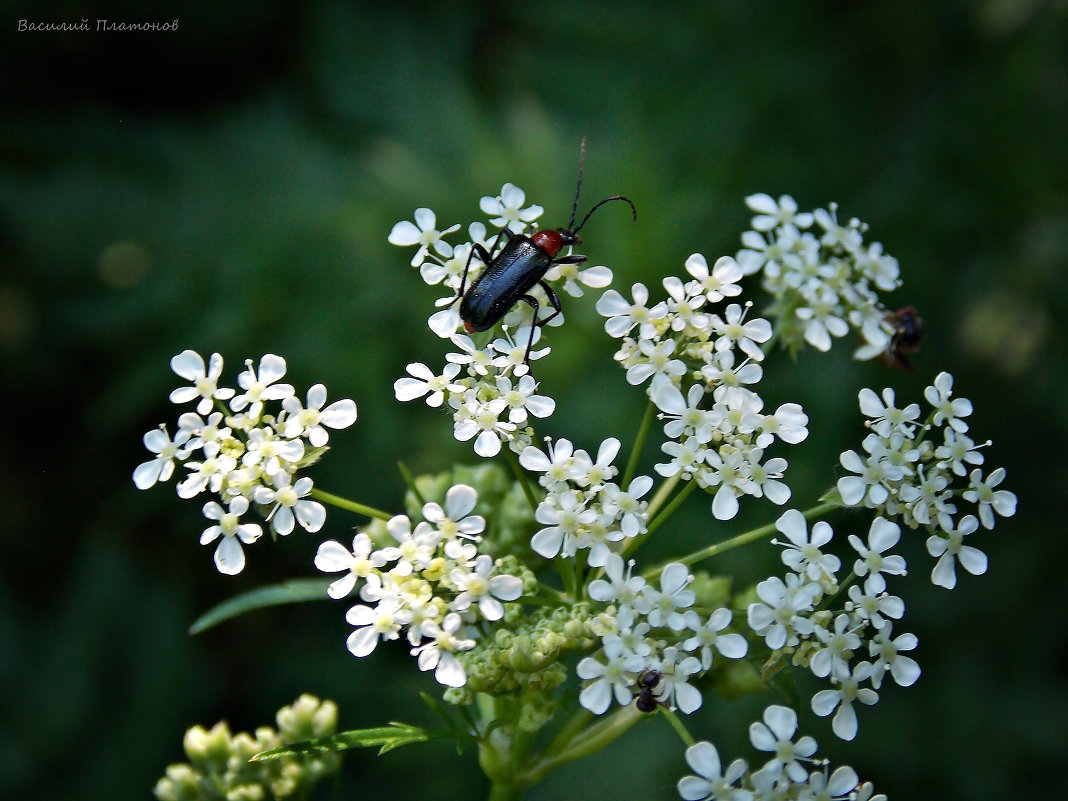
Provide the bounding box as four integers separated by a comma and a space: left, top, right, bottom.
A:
459, 236, 553, 332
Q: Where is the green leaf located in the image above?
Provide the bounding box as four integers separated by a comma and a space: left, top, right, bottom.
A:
251, 722, 440, 761
188, 578, 333, 634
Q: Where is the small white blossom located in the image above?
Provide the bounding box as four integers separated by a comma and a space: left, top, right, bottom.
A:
677, 741, 752, 801
388, 208, 459, 267
597, 282, 669, 339
962, 467, 1017, 529
314, 532, 388, 599
748, 705, 818, 782
747, 574, 820, 649
867, 623, 921, 689
133, 425, 191, 489
449, 554, 522, 621
923, 371, 972, 433
254, 475, 326, 536
479, 183, 543, 230
411, 612, 475, 688
345, 599, 412, 657
926, 514, 987, 589
682, 608, 748, 670
811, 662, 880, 741
281, 384, 357, 446
846, 517, 906, 594
168, 350, 235, 415
230, 354, 295, 418
200, 496, 262, 575
577, 636, 646, 715
684, 253, 744, 305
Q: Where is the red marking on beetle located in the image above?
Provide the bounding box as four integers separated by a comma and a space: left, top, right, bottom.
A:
529, 230, 567, 258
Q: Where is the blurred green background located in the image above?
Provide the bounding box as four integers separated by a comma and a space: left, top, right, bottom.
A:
2, 1, 1066, 799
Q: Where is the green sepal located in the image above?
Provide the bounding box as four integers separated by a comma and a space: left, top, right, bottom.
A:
188, 578, 333, 634
250, 722, 443, 760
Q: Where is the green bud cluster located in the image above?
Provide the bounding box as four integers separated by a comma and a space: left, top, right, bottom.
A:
445, 603, 601, 702
154, 695, 340, 801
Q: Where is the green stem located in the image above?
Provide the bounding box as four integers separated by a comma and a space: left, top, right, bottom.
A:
309, 488, 392, 521
644, 499, 840, 581
621, 400, 656, 490
396, 461, 426, 506
541, 709, 592, 759
646, 473, 681, 520
518, 704, 644, 787
623, 478, 696, 559
503, 445, 540, 515
661, 707, 696, 748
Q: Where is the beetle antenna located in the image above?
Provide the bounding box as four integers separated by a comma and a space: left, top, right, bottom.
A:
566, 137, 587, 234
572, 194, 637, 236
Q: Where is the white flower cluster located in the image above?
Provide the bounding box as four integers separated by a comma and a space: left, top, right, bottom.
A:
736, 193, 902, 359
837, 372, 1017, 588
678, 705, 886, 801
389, 184, 610, 457
314, 484, 522, 689
597, 255, 810, 520
576, 553, 748, 716
519, 436, 652, 566
133, 351, 357, 574
747, 509, 919, 742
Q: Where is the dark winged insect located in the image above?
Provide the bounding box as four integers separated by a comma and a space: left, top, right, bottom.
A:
881, 305, 924, 372
633, 668, 666, 713
450, 139, 636, 364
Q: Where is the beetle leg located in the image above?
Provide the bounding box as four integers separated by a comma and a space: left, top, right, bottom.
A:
516, 294, 542, 363
453, 228, 516, 304
551, 254, 587, 266
535, 280, 563, 327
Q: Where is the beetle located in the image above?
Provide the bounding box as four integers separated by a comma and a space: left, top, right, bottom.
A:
451, 139, 636, 363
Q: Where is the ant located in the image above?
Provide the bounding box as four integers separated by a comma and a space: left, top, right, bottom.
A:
633, 669, 667, 713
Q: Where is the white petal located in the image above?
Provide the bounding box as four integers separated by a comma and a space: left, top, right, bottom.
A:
346, 626, 379, 657
711, 485, 739, 520
435, 654, 467, 688
958, 545, 988, 577
214, 536, 246, 575
489, 574, 522, 601
678, 777, 713, 801
579, 680, 611, 715
394, 377, 430, 402
314, 540, 354, 573
388, 219, 421, 246
674, 682, 704, 714
685, 740, 722, 779
832, 702, 859, 740
763, 705, 797, 739
930, 553, 957, 588
810, 688, 840, 718
170, 349, 205, 381
580, 264, 613, 288
296, 500, 327, 533
133, 459, 163, 489
530, 527, 563, 558
474, 430, 502, 457
321, 399, 358, 429
256, 354, 287, 384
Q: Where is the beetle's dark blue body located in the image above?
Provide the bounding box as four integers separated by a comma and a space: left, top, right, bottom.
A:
459, 234, 554, 332
449, 140, 635, 363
